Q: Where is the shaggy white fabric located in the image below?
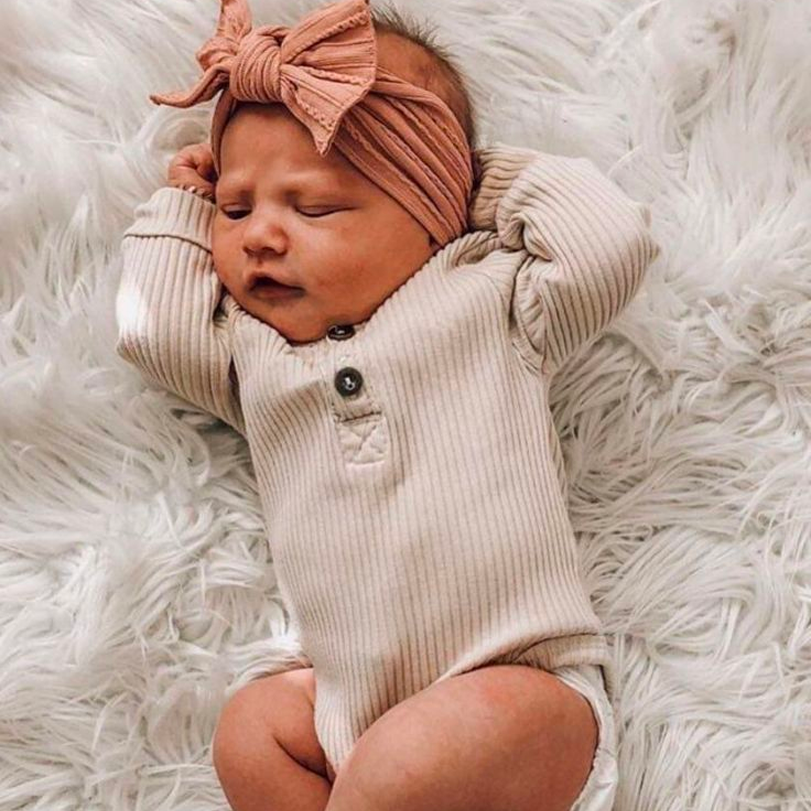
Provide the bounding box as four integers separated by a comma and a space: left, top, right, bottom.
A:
1, 0, 809, 809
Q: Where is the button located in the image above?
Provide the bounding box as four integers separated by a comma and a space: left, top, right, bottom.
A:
335, 367, 363, 397
327, 324, 355, 340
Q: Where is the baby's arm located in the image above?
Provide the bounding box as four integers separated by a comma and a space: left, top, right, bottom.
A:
115, 186, 246, 435
470, 144, 660, 377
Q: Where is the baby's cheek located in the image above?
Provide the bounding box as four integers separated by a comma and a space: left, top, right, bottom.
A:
211, 260, 228, 286
210, 251, 241, 296
306, 270, 362, 320
210, 232, 234, 277
209, 246, 225, 280
211, 223, 225, 256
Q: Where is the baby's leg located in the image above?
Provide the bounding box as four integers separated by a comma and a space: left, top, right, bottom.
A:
212, 667, 333, 811
325, 664, 597, 811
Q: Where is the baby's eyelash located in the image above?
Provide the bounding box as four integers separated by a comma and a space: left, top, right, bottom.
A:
222, 209, 341, 220
298, 209, 341, 219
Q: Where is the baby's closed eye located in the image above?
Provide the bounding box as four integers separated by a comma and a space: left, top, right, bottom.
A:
220, 206, 349, 220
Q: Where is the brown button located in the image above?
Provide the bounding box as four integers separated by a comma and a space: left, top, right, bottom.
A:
327, 324, 355, 341
335, 367, 363, 397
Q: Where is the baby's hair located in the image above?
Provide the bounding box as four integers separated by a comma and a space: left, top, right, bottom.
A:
370, 4, 477, 149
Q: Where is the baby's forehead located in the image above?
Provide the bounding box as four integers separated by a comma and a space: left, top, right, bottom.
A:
220, 104, 356, 173
218, 154, 365, 194
219, 152, 368, 188
219, 133, 366, 191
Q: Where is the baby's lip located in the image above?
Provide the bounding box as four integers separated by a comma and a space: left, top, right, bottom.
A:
248, 272, 305, 301
248, 271, 302, 290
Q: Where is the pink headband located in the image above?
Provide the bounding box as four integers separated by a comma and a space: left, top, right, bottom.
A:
149, 0, 474, 247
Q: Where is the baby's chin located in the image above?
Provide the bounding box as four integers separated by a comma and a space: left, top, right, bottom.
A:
276, 320, 331, 345
244, 303, 323, 343
237, 296, 359, 344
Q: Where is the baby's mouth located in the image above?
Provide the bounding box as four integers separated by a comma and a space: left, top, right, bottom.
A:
249, 270, 298, 287
250, 275, 304, 299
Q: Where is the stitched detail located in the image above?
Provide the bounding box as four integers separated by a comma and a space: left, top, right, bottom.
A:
337, 413, 389, 464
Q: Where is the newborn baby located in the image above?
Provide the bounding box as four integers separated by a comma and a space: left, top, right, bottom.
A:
116, 1, 659, 809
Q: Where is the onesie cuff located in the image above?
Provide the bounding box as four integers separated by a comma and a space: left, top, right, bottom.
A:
122, 186, 216, 252
467, 143, 540, 231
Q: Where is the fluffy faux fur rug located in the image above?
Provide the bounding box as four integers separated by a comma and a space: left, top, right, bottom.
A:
1, 0, 809, 808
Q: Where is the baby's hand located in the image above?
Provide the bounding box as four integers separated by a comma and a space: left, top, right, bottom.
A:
167, 143, 217, 202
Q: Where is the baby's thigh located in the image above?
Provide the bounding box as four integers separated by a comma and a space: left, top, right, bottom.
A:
330, 664, 597, 811
212, 667, 332, 783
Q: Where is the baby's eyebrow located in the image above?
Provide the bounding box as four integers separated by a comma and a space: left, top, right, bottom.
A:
217, 171, 348, 196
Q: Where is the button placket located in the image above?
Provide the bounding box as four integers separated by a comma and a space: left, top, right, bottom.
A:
323, 324, 389, 464
327, 344, 375, 420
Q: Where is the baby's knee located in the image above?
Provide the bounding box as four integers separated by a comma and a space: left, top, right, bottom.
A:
329, 703, 456, 811
211, 669, 323, 784
211, 674, 331, 810
211, 681, 274, 780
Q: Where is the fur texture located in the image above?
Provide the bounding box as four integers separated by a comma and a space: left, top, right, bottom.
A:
1, 0, 809, 808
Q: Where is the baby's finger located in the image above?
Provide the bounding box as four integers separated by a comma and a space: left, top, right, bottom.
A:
168, 163, 209, 187
168, 170, 214, 193
197, 149, 218, 183
180, 143, 216, 177
180, 182, 216, 201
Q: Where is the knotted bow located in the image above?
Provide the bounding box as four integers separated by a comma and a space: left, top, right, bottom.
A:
150, 0, 475, 247
151, 0, 376, 157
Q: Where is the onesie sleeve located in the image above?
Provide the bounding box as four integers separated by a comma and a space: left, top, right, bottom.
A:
115, 186, 246, 435
470, 144, 660, 377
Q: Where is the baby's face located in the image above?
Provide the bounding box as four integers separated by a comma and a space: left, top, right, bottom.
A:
211, 103, 440, 344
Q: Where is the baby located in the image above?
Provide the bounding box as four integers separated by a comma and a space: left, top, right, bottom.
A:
116, 0, 659, 809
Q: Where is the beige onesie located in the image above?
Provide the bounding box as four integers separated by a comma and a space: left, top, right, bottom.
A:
116, 143, 659, 772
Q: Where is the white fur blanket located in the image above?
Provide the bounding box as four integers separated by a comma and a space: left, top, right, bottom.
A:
1, 0, 809, 808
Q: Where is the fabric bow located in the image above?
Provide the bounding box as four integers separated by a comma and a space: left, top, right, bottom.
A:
148, 0, 475, 247
150, 0, 377, 156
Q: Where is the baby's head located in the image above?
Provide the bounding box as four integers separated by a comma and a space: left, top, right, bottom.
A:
206, 8, 477, 344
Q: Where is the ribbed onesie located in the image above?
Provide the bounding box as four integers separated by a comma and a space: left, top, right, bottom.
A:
115, 143, 659, 772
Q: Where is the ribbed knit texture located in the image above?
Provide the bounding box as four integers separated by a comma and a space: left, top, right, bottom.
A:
115, 143, 659, 771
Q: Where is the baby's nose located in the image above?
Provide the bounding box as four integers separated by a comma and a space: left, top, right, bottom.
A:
243, 219, 289, 256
